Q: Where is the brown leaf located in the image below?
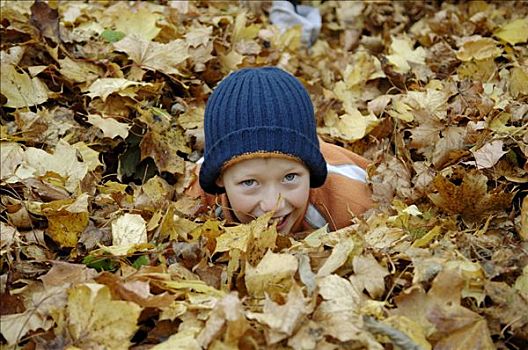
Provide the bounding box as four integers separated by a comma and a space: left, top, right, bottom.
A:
30, 1, 60, 42
428, 169, 513, 222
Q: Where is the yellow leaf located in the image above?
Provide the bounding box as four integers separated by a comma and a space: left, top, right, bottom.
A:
245, 250, 298, 298
152, 328, 201, 350
18, 140, 89, 192
0, 142, 24, 182
185, 25, 213, 47
63, 283, 141, 350
381, 316, 432, 350
178, 106, 204, 129
112, 213, 147, 247
87, 114, 130, 139
318, 109, 376, 142
412, 225, 442, 248
197, 293, 248, 348
114, 6, 162, 41
58, 56, 102, 83
456, 36, 502, 61
389, 97, 414, 122
0, 311, 54, 345
520, 196, 528, 241
246, 284, 311, 344
344, 51, 385, 88
510, 66, 528, 98
42, 197, 89, 248
215, 212, 273, 254
72, 142, 103, 172
445, 260, 486, 305
85, 78, 152, 102
161, 279, 225, 298
314, 274, 364, 342
351, 254, 389, 299
0, 64, 50, 108
139, 129, 189, 174
514, 265, 528, 292
114, 35, 189, 75
219, 50, 244, 74
316, 239, 354, 277
457, 58, 497, 82
232, 11, 260, 43
386, 36, 426, 74
494, 18, 528, 45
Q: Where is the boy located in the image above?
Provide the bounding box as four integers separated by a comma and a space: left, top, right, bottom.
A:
187, 67, 373, 235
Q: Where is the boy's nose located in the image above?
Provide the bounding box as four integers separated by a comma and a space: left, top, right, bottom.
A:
258, 188, 284, 213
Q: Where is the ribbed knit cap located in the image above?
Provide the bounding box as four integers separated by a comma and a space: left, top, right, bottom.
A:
199, 66, 327, 194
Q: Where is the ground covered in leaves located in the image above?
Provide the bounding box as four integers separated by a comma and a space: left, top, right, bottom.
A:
1, 1, 527, 349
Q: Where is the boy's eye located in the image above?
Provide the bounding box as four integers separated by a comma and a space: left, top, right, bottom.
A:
284, 173, 297, 182
240, 179, 256, 187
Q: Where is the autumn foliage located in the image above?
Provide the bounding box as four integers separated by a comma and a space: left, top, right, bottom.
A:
1, 1, 527, 349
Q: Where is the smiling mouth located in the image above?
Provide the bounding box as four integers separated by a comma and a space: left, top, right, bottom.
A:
270, 214, 290, 230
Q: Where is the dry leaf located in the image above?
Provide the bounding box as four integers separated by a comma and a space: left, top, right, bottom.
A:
386, 35, 427, 74
112, 213, 148, 247
247, 283, 312, 344
494, 18, 528, 45
58, 283, 141, 350
85, 78, 152, 101
351, 254, 389, 299
245, 250, 298, 298
470, 140, 507, 169
114, 35, 189, 75
1, 64, 50, 108
456, 36, 502, 61
87, 114, 129, 139
429, 169, 513, 222
314, 274, 364, 342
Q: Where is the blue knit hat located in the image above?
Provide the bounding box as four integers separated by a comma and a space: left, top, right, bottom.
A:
199, 66, 327, 194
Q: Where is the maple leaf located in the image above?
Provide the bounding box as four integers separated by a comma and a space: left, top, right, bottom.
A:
196, 292, 248, 348
470, 140, 507, 169
1, 64, 50, 108
245, 250, 298, 298
429, 169, 513, 222
85, 78, 152, 101
313, 274, 370, 343
386, 35, 427, 74
111, 213, 148, 247
393, 269, 495, 349
247, 283, 312, 344
56, 283, 142, 350
351, 254, 389, 299
494, 18, 528, 45
113, 5, 162, 41
114, 35, 189, 75
316, 238, 354, 277
58, 56, 102, 84
42, 194, 90, 248
86, 114, 129, 139
456, 35, 502, 61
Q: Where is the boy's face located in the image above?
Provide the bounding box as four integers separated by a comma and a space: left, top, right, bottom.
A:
216, 156, 311, 234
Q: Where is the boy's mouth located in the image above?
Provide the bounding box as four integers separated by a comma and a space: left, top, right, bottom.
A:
270, 214, 290, 231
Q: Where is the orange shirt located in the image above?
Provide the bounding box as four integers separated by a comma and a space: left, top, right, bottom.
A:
186, 140, 374, 232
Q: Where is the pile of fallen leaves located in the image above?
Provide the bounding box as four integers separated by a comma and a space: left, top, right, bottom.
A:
1, 1, 527, 349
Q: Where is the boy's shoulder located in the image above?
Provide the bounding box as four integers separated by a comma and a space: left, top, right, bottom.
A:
309, 139, 374, 229
319, 139, 370, 168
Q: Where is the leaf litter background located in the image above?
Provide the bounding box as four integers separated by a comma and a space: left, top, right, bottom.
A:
0, 1, 527, 349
